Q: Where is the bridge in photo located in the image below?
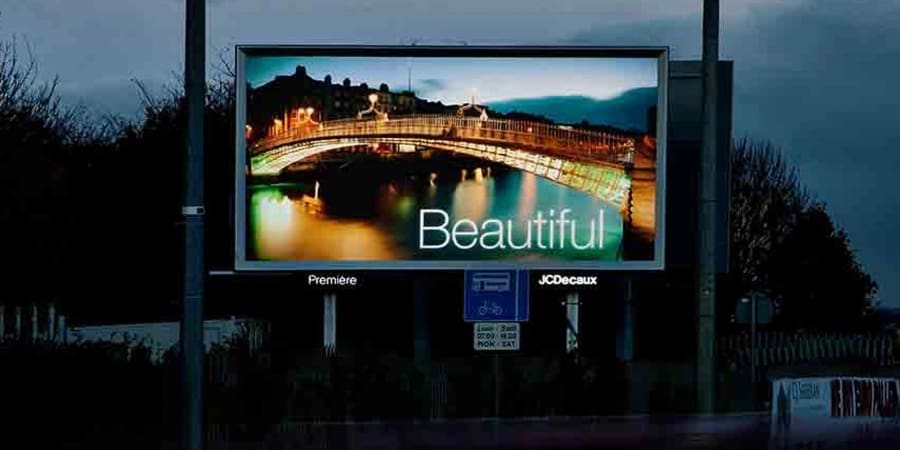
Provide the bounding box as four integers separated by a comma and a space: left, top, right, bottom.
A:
248, 93, 658, 255
249, 114, 641, 210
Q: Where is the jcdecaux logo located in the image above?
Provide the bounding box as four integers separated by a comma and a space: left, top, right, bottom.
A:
537, 274, 598, 286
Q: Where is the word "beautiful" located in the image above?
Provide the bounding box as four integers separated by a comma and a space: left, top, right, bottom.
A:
418, 208, 605, 251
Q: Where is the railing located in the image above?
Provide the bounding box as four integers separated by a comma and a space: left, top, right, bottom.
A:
250, 115, 635, 161
719, 331, 896, 371
717, 331, 898, 413
0, 303, 67, 345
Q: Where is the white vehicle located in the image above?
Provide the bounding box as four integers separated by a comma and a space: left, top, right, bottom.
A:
471, 272, 511, 292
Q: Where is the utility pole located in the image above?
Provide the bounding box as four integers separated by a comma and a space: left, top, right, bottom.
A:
182, 0, 206, 449
697, 0, 720, 415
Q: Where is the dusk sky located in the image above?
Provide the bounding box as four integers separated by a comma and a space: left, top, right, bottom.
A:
1, 0, 898, 305
246, 56, 658, 103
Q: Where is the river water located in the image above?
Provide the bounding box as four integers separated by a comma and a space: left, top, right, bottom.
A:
248, 168, 624, 262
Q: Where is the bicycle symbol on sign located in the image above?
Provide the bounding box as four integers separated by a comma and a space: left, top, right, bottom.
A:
478, 300, 504, 316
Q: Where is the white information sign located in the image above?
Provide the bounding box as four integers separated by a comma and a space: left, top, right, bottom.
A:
769, 377, 900, 450
474, 322, 520, 351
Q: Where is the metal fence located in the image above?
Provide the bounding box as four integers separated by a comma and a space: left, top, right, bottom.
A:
719, 331, 896, 371
716, 331, 898, 413
0, 303, 67, 345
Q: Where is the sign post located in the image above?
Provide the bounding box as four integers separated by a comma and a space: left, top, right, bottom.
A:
181, 1, 205, 449
736, 292, 774, 406
472, 322, 519, 417
494, 353, 501, 417
465, 270, 527, 418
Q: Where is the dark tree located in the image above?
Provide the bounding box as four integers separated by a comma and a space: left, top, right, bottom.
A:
0, 37, 109, 305
729, 139, 810, 295
767, 204, 878, 330
379, 83, 389, 93
0, 36, 238, 321
81, 62, 239, 322
728, 139, 877, 330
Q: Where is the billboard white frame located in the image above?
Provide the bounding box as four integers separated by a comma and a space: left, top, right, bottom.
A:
234, 45, 668, 271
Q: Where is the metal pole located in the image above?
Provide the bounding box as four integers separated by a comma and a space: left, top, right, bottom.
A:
412, 277, 431, 417
48, 303, 56, 342
58, 315, 66, 345
750, 294, 757, 406
493, 353, 501, 417
697, 0, 720, 415
323, 293, 337, 353
565, 293, 580, 355
31, 304, 38, 342
625, 280, 634, 361
15, 306, 21, 341
181, 0, 206, 449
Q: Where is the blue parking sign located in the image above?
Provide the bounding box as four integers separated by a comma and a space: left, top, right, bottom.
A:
464, 270, 529, 322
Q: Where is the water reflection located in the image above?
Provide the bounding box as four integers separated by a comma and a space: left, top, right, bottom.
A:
248, 169, 624, 262
452, 177, 492, 223
517, 171, 537, 222
250, 188, 402, 261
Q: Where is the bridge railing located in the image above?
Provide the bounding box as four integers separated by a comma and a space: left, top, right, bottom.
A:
250, 115, 636, 163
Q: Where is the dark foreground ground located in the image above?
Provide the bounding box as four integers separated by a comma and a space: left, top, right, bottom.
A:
54, 414, 898, 450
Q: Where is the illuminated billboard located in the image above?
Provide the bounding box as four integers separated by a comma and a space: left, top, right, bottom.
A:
235, 46, 668, 270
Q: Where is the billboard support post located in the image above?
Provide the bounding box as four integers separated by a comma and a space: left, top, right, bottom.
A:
493, 352, 501, 417
413, 278, 429, 368
698, 0, 720, 414
323, 293, 337, 353
413, 278, 430, 416
181, 1, 205, 449
565, 293, 580, 355
624, 279, 633, 361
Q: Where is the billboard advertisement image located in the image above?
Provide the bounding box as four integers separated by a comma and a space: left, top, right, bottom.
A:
235, 46, 668, 270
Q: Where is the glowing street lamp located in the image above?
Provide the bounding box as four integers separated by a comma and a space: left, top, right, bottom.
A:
293, 107, 318, 127
358, 93, 388, 121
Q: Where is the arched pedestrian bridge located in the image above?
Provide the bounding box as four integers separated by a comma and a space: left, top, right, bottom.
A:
249, 115, 639, 209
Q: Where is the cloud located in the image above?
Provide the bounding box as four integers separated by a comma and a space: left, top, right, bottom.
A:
57, 77, 172, 122
568, 16, 702, 58
568, 0, 900, 305
414, 78, 448, 96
